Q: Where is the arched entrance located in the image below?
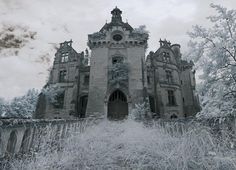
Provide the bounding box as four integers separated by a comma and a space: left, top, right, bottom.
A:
6, 130, 17, 155
108, 90, 128, 120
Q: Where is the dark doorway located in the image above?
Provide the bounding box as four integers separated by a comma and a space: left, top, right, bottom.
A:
108, 90, 128, 120
78, 95, 88, 118
149, 96, 155, 113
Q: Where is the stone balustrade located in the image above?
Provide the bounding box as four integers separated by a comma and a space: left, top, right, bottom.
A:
0, 118, 86, 159
0, 116, 235, 160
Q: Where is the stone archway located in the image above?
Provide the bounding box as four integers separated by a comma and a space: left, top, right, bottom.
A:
20, 129, 31, 153
108, 90, 128, 120
6, 130, 17, 155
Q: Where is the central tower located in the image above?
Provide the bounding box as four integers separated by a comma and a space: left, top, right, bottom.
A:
86, 7, 148, 119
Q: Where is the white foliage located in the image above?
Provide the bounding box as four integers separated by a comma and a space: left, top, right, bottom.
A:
4, 119, 236, 170
41, 84, 64, 105
129, 99, 151, 121
133, 25, 149, 35
187, 3, 236, 118
0, 89, 39, 118
109, 63, 129, 84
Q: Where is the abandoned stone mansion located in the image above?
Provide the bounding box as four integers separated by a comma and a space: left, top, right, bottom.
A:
34, 7, 200, 119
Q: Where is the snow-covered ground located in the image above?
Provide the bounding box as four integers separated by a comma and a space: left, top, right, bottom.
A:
2, 118, 236, 170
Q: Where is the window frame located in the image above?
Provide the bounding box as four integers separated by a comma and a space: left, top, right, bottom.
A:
61, 52, 69, 63
166, 70, 173, 83
162, 52, 171, 63
59, 70, 67, 82
167, 90, 176, 106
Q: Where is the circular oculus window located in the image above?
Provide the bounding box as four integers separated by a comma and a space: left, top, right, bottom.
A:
113, 34, 123, 41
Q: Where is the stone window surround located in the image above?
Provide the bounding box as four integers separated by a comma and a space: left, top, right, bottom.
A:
167, 89, 177, 106
59, 70, 67, 82
61, 52, 69, 63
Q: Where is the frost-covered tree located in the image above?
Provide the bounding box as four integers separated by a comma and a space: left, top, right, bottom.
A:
0, 97, 8, 117
187, 4, 236, 117
41, 84, 64, 107
8, 89, 39, 118
1, 89, 39, 118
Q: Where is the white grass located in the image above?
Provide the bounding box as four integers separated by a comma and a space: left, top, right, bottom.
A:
2, 118, 236, 170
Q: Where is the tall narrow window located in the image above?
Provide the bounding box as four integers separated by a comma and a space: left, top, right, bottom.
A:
168, 90, 176, 106
59, 70, 66, 82
61, 52, 69, 63
166, 70, 173, 83
84, 75, 89, 85
147, 76, 150, 84
54, 92, 64, 109
163, 52, 170, 62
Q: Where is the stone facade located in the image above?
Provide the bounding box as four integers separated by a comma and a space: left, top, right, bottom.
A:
34, 7, 200, 119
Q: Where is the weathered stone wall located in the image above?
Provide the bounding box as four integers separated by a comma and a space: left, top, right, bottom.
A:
0, 119, 83, 159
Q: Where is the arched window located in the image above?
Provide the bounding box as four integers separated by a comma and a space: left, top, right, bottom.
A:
20, 129, 31, 153
6, 130, 17, 155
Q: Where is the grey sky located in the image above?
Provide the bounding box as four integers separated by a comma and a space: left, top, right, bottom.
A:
0, 0, 235, 100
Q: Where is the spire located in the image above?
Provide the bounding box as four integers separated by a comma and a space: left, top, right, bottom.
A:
111, 6, 122, 23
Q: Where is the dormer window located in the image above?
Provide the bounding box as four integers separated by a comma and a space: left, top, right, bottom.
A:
61, 52, 69, 63
163, 52, 170, 63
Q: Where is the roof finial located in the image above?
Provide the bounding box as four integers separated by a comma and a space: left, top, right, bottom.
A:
111, 7, 122, 22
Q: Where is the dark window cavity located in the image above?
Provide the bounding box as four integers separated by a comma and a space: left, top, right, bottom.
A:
163, 52, 170, 62
168, 90, 176, 106
84, 75, 89, 85
59, 70, 67, 82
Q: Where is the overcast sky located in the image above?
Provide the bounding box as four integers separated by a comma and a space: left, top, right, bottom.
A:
0, 0, 235, 100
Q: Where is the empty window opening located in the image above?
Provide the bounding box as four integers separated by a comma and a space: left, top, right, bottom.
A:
59, 70, 67, 82
61, 52, 69, 62
84, 75, 89, 85
168, 90, 176, 106
163, 52, 170, 62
